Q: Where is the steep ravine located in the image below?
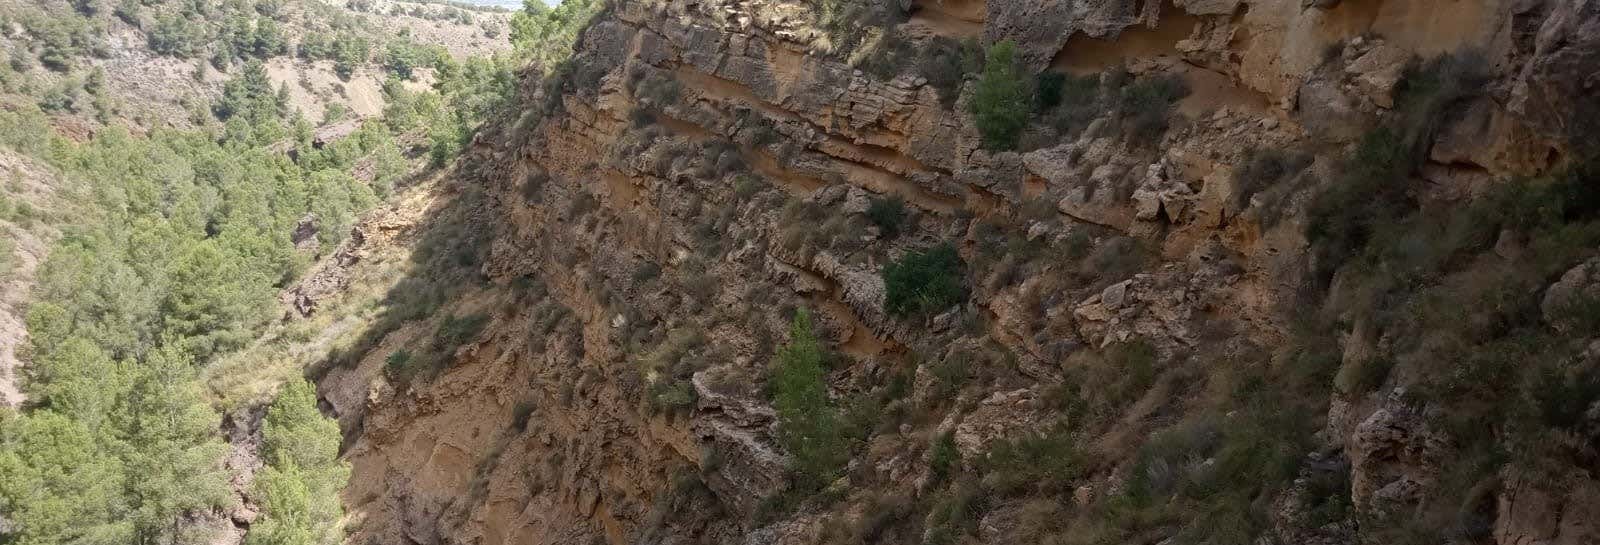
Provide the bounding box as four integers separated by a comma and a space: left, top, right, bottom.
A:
307, 1, 1600, 544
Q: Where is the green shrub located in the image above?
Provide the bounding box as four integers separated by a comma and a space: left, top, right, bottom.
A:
649, 379, 697, 412
631, 261, 661, 282
639, 328, 707, 381
384, 42, 442, 81
1230, 147, 1311, 213
1392, 52, 1489, 155
511, 400, 537, 431
1305, 127, 1414, 275
847, 493, 916, 543
926, 348, 971, 399
865, 195, 907, 237
147, 14, 202, 58
814, 0, 909, 58
968, 41, 1031, 150
1529, 363, 1600, 431
1077, 236, 1147, 289
1334, 356, 1394, 396
254, 380, 348, 545
1034, 71, 1066, 111
632, 72, 681, 107
982, 424, 1084, 495
433, 313, 489, 354
521, 169, 549, 202
855, 29, 915, 80
883, 243, 967, 316
331, 34, 370, 80
0, 237, 14, 278
733, 174, 768, 201
923, 481, 988, 545
1116, 73, 1189, 145
928, 431, 959, 484
1038, 71, 1107, 144
385, 349, 413, 373
698, 139, 746, 179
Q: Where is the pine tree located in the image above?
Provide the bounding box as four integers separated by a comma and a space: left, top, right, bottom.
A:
0, 411, 131, 545
250, 380, 348, 545
118, 345, 231, 544
968, 40, 1030, 150
771, 310, 847, 492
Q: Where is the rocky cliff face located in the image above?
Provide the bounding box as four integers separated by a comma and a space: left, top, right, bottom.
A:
310, 1, 1600, 544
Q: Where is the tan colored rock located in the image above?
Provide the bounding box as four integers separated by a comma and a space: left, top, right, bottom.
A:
1541, 256, 1600, 332
1347, 397, 1448, 516
1495, 471, 1600, 545
1343, 43, 1409, 108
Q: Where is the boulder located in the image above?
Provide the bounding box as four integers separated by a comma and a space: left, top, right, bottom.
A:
1540, 257, 1600, 332
1343, 43, 1409, 109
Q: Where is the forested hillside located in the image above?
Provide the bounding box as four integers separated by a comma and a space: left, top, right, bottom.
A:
0, 0, 600, 543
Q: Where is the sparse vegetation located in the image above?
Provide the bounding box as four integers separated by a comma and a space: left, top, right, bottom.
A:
928, 431, 960, 485
982, 424, 1085, 495
6, 4, 1599, 545
639, 328, 710, 414
814, 0, 909, 60
629, 70, 682, 108
918, 37, 983, 108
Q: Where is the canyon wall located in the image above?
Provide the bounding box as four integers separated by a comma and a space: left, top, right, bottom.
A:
308, 0, 1600, 544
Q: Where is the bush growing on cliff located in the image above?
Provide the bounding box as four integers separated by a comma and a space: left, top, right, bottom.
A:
855, 28, 916, 80
1304, 127, 1413, 275
919, 37, 983, 108
521, 169, 550, 203
390, 312, 490, 381
969, 41, 1031, 150
883, 243, 967, 317
983, 424, 1086, 495
865, 194, 907, 238
631, 72, 682, 108
815, 0, 909, 57
928, 431, 960, 484
1115, 72, 1189, 146
1034, 71, 1066, 111
1231, 146, 1312, 214
433, 313, 490, 355
771, 309, 849, 492
385, 349, 414, 373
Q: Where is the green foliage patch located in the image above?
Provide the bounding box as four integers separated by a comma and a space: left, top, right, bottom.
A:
968, 41, 1031, 150
865, 194, 907, 238
883, 243, 968, 317
250, 379, 350, 545
771, 310, 850, 493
